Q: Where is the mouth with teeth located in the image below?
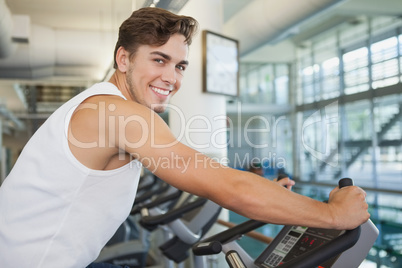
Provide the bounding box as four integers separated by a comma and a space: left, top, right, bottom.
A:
150, 85, 171, 96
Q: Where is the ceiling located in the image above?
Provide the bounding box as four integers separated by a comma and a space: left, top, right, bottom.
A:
0, 0, 401, 128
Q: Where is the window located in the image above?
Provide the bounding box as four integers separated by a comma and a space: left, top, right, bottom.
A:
239, 63, 289, 105
371, 37, 399, 88
322, 57, 340, 99
343, 47, 370, 94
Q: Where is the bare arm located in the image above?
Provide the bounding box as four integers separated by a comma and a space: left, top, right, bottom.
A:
77, 97, 370, 230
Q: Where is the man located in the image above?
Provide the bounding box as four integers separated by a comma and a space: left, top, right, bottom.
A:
248, 162, 264, 177
0, 7, 369, 268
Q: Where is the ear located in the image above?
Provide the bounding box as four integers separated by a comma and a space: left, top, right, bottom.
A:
115, 46, 130, 73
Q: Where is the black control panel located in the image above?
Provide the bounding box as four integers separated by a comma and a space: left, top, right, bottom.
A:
255, 225, 344, 267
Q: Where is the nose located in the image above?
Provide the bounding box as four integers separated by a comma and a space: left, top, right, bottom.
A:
162, 67, 177, 85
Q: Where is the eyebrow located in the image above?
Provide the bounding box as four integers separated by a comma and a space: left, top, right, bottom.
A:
150, 51, 189, 66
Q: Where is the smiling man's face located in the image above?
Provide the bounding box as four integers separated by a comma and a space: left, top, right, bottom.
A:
125, 33, 189, 113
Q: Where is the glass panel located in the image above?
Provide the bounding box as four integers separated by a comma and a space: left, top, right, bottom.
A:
343, 47, 370, 94
399, 34, 402, 55
275, 75, 288, 104
275, 64, 289, 104
293, 17, 402, 268
239, 75, 247, 100
298, 102, 341, 182
343, 100, 374, 186
343, 47, 368, 71
374, 95, 402, 190
314, 101, 341, 181
371, 36, 399, 89
238, 63, 289, 105
321, 57, 340, 99
298, 54, 314, 105
372, 59, 399, 89
301, 64, 319, 103
399, 34, 402, 83
247, 68, 259, 102
259, 64, 274, 104
371, 36, 398, 64
343, 68, 370, 94
299, 110, 318, 181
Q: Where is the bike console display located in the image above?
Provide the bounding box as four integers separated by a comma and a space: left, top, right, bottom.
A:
255, 225, 344, 267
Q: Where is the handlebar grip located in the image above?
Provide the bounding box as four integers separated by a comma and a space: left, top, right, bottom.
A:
277, 173, 288, 181
339, 178, 353, 188
277, 173, 289, 188
192, 241, 222, 256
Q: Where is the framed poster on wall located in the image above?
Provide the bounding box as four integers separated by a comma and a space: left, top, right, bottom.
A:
202, 30, 239, 97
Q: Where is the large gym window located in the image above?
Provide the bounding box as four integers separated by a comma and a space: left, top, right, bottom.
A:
233, 16, 402, 266
293, 16, 402, 267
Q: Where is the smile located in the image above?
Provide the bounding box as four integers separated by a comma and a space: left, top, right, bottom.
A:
150, 86, 171, 96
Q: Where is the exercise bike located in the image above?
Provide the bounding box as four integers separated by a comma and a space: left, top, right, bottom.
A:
96, 175, 222, 268
192, 178, 379, 268
95, 175, 182, 267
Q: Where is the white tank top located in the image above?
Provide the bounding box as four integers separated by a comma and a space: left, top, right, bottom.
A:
0, 82, 142, 267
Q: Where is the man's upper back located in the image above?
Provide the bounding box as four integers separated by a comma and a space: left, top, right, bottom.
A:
0, 82, 142, 267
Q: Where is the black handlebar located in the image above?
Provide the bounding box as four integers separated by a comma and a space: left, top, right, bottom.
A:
133, 181, 170, 205
277, 173, 288, 181
192, 178, 362, 268
131, 189, 182, 215
192, 240, 223, 256
339, 177, 353, 188
140, 197, 208, 231
193, 219, 266, 256
279, 227, 361, 268
277, 178, 361, 268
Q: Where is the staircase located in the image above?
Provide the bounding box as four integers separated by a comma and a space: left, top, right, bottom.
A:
318, 103, 402, 179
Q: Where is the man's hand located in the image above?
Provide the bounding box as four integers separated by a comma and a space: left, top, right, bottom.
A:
327, 185, 370, 230
273, 176, 295, 190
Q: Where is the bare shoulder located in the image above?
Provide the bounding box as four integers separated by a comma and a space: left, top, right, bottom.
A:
67, 94, 171, 169
70, 94, 171, 146
71, 94, 172, 143
73, 94, 156, 120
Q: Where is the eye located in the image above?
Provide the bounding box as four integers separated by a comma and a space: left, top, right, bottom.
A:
176, 65, 186, 71
154, 58, 164, 64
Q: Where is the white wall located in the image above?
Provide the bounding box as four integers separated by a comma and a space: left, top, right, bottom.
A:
169, 0, 228, 160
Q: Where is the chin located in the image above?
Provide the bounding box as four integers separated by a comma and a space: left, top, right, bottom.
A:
153, 107, 166, 114
151, 104, 167, 114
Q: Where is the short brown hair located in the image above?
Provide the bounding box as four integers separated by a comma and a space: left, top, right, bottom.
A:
113, 7, 199, 69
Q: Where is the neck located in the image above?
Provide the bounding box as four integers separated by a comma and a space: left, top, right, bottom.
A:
109, 70, 131, 100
